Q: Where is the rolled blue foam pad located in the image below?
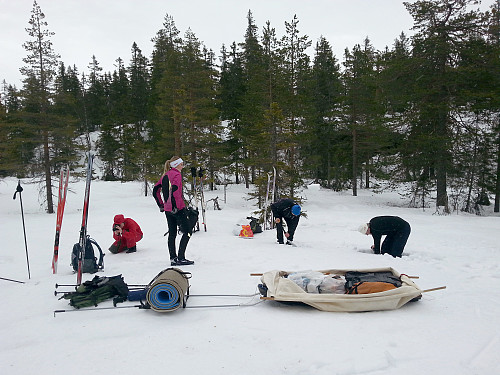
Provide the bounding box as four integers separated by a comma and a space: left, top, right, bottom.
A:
148, 283, 181, 311
128, 289, 147, 301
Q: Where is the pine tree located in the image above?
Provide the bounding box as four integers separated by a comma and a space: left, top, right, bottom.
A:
276, 14, 312, 198
218, 42, 245, 183
404, 0, 489, 213
128, 42, 153, 193
303, 36, 343, 187
51, 63, 82, 170
342, 38, 385, 196
180, 29, 221, 178
98, 57, 131, 180
149, 14, 184, 160
239, 10, 268, 188
84, 55, 106, 134
0, 83, 33, 176
20, 0, 61, 213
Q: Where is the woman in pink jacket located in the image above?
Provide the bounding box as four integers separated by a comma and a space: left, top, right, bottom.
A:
160, 156, 194, 266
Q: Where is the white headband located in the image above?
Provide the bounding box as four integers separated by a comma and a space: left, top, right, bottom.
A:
170, 158, 183, 168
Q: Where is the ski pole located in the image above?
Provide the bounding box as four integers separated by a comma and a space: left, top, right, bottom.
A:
54, 304, 143, 316
13, 181, 30, 279
55, 283, 147, 289
0, 276, 25, 284
54, 300, 262, 316
188, 292, 260, 298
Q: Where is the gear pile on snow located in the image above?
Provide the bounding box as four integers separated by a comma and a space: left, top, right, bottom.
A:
59, 275, 129, 309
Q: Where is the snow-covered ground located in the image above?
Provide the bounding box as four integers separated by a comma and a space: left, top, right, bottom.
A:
1, 176, 499, 375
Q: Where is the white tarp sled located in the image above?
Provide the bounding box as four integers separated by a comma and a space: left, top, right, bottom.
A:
259, 267, 423, 312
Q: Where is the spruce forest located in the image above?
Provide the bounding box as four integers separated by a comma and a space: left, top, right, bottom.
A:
1, 0, 499, 216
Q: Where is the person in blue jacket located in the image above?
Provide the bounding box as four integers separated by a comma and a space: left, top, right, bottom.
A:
358, 216, 411, 257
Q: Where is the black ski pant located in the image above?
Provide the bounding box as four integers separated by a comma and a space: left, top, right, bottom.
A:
165, 210, 191, 260
381, 222, 411, 257
276, 215, 299, 243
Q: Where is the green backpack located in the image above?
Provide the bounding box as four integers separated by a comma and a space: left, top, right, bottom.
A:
60, 275, 129, 309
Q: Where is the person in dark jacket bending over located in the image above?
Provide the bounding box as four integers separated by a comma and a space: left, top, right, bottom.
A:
271, 198, 301, 245
358, 216, 411, 258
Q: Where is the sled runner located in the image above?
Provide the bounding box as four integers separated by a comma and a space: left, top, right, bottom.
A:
256, 267, 441, 312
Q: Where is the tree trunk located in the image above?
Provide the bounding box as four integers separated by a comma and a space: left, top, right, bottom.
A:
352, 126, 358, 196
365, 158, 370, 189
43, 130, 54, 213
495, 121, 500, 212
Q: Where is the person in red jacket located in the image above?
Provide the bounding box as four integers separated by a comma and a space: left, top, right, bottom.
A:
109, 214, 143, 253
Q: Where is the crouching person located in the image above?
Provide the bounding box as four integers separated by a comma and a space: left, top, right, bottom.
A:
271, 198, 301, 245
109, 214, 143, 253
358, 216, 411, 258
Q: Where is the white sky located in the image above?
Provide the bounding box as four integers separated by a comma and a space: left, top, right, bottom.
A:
0, 0, 495, 88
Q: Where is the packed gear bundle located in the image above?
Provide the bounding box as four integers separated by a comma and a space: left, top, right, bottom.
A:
59, 275, 129, 309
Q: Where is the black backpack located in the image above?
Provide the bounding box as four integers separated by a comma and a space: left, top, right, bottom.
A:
71, 235, 104, 274
344, 271, 402, 292
186, 207, 199, 232
247, 216, 263, 234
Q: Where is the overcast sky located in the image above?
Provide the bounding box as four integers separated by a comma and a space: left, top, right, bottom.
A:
0, 0, 495, 89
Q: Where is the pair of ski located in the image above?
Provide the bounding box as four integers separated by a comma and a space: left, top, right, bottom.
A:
76, 154, 94, 285
263, 167, 276, 231
190, 167, 207, 232
51, 167, 70, 274
51, 153, 94, 286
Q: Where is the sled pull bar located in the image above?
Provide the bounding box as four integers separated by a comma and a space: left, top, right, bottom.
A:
250, 273, 420, 279
422, 286, 446, 293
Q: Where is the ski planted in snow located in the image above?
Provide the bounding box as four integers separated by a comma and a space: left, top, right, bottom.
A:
52, 167, 70, 274
190, 167, 200, 232
76, 153, 94, 285
198, 168, 207, 232
271, 167, 276, 228
263, 172, 271, 231
263, 167, 276, 230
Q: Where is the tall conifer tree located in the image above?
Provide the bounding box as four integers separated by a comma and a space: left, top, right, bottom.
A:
20, 0, 61, 213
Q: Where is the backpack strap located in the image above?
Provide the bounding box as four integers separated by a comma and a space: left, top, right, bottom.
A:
87, 236, 105, 270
